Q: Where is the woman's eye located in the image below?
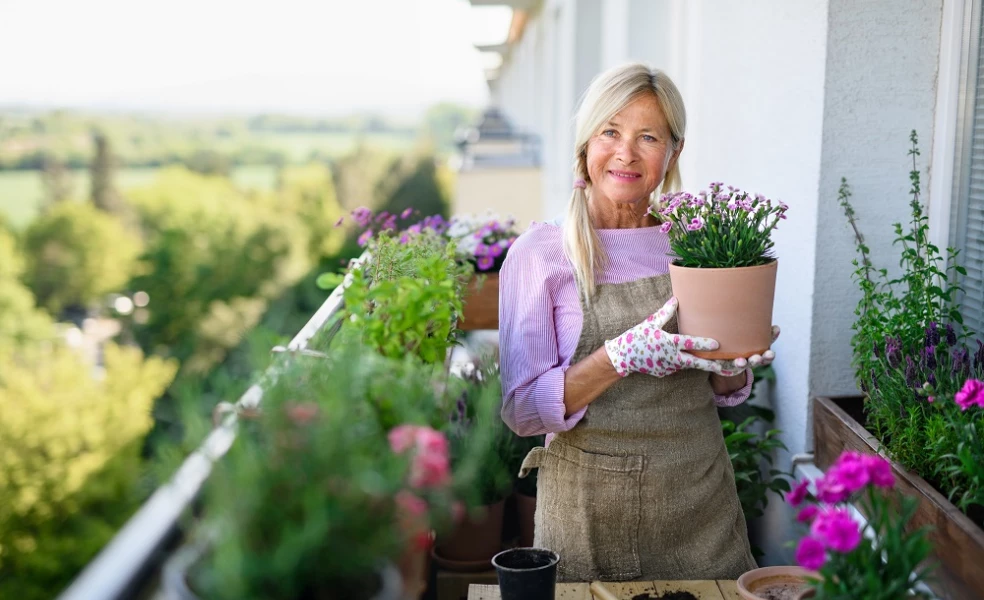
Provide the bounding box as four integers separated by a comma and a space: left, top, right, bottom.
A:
642, 135, 657, 142
602, 129, 617, 137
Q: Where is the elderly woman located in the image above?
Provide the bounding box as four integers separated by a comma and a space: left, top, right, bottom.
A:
499, 63, 778, 582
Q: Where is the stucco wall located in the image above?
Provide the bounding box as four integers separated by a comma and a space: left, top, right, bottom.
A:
810, 0, 945, 403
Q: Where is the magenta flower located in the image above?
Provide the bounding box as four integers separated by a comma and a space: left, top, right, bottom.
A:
795, 536, 827, 570
811, 508, 862, 553
860, 453, 895, 489
786, 480, 810, 507
400, 207, 414, 219
954, 378, 984, 411
351, 206, 373, 228
477, 256, 495, 271
814, 472, 849, 504
686, 217, 704, 231
409, 449, 450, 488
659, 221, 673, 233
828, 451, 870, 494
357, 229, 373, 247
388, 425, 451, 489
796, 505, 819, 523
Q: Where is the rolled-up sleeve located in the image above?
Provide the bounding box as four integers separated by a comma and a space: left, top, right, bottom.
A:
713, 368, 754, 407
498, 236, 587, 437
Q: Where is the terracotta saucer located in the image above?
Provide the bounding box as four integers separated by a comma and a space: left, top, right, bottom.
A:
736, 565, 820, 600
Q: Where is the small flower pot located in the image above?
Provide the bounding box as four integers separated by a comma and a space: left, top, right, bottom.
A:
735, 565, 818, 600
491, 548, 559, 600
668, 260, 778, 360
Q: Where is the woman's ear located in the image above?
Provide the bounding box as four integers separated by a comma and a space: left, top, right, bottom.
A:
669, 138, 685, 170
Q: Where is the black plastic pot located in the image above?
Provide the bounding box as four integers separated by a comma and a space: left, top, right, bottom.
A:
491, 548, 559, 600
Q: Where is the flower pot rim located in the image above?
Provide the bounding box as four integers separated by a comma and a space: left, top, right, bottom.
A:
736, 565, 819, 600
491, 547, 560, 573
669, 258, 778, 270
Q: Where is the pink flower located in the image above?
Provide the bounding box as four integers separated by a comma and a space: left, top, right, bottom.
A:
860, 453, 895, 489
477, 256, 495, 270
795, 536, 827, 570
811, 508, 862, 553
400, 207, 414, 219
659, 221, 673, 233
814, 472, 849, 504
829, 451, 870, 494
786, 480, 810, 507
954, 378, 984, 411
388, 425, 417, 453
396, 490, 428, 517
796, 505, 819, 523
686, 217, 704, 231
285, 402, 319, 425
352, 207, 373, 227
389, 425, 452, 489
409, 450, 450, 488
357, 229, 373, 247
416, 427, 449, 456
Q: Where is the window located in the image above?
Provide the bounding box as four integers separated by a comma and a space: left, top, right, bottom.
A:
951, 1, 984, 334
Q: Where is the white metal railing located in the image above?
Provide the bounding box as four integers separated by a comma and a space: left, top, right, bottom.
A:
58, 255, 366, 600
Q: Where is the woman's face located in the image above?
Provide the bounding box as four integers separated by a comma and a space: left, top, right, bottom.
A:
585, 93, 681, 212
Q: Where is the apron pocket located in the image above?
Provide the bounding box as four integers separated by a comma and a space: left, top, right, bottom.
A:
536, 441, 643, 581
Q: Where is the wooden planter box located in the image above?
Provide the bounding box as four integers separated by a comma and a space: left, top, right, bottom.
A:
460, 273, 498, 331
813, 395, 984, 600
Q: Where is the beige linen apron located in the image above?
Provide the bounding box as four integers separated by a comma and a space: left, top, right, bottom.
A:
518, 274, 756, 582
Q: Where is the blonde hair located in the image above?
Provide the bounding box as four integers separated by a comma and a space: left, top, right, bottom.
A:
562, 63, 687, 303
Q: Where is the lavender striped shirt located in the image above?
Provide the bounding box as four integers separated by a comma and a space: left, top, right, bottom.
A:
499, 221, 753, 438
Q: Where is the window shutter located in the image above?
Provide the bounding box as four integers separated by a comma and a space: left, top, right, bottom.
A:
953, 3, 984, 335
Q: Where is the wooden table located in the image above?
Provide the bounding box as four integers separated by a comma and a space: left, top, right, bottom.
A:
468, 580, 741, 599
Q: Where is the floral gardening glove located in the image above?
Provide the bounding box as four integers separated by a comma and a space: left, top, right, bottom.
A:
603, 297, 742, 378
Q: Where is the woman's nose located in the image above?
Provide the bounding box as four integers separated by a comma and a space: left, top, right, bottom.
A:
614, 139, 638, 163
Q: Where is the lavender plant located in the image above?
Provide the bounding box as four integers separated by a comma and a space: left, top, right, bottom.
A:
651, 182, 788, 268
840, 130, 983, 525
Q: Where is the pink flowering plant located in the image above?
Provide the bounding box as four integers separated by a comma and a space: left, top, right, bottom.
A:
651, 182, 788, 268
336, 206, 519, 272
443, 212, 520, 272
787, 450, 934, 599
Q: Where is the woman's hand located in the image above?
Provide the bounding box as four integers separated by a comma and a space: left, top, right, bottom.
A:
709, 326, 780, 394
603, 297, 741, 378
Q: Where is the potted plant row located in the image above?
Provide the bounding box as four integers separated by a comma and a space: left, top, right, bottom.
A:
814, 131, 984, 599
162, 224, 507, 599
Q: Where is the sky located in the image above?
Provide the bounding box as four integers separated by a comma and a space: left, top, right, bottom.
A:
0, 0, 509, 118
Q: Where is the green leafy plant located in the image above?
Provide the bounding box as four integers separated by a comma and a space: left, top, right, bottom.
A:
717, 366, 792, 557
651, 182, 788, 268
316, 229, 470, 364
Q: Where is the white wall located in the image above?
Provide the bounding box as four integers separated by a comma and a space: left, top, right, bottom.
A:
810, 0, 945, 402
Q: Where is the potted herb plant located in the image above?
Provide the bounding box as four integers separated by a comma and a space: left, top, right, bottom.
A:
651, 183, 787, 359
434, 362, 516, 570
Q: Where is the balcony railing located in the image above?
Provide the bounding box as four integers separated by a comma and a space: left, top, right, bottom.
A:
58, 256, 367, 600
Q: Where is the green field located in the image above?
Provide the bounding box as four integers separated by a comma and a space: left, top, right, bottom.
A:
0, 165, 278, 229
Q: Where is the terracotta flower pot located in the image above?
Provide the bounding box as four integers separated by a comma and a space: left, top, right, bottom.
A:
668, 260, 778, 360
433, 500, 506, 570
735, 565, 818, 600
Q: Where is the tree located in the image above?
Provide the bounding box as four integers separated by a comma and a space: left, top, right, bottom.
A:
0, 341, 176, 600
22, 202, 141, 318
332, 144, 397, 211
89, 131, 123, 214
375, 153, 452, 221
0, 230, 53, 346
40, 153, 73, 209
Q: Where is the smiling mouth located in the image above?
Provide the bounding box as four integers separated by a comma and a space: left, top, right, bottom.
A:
609, 170, 642, 181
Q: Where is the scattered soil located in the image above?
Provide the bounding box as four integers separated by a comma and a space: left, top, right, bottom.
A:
631, 592, 698, 600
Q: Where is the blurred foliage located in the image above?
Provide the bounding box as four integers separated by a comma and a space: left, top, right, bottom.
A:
0, 341, 177, 600
125, 167, 315, 370
421, 103, 476, 153
22, 201, 142, 317
0, 229, 53, 345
